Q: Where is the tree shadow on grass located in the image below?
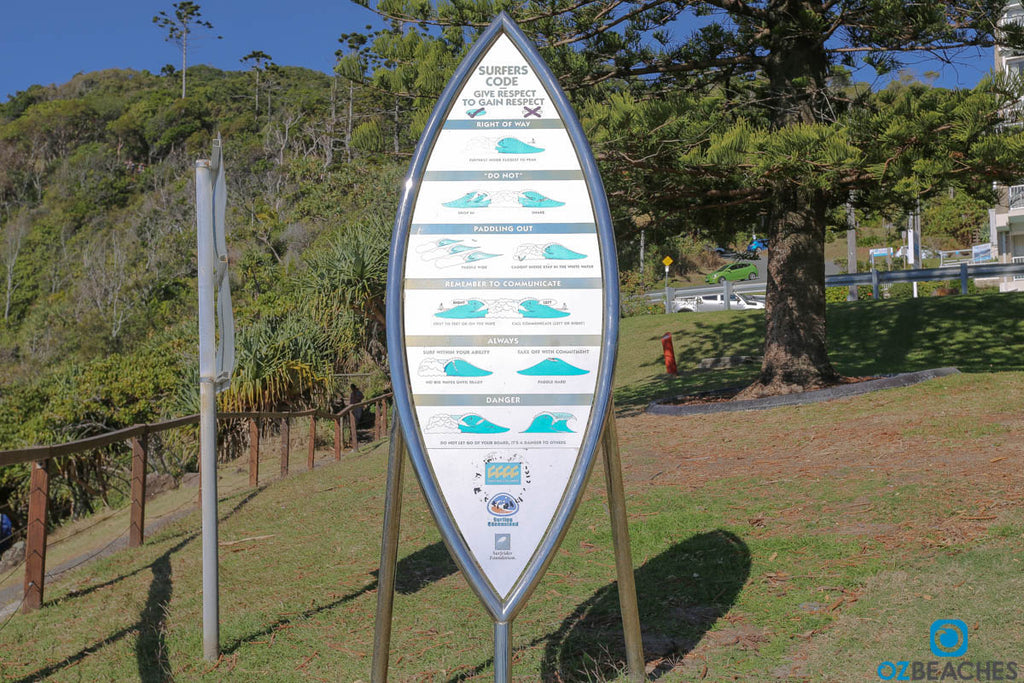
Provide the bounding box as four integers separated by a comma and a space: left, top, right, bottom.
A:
445, 530, 750, 682
11, 489, 262, 683
541, 530, 751, 681
221, 540, 457, 654
826, 294, 1024, 375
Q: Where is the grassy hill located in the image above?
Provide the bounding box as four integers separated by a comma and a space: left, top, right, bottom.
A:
1, 294, 1022, 680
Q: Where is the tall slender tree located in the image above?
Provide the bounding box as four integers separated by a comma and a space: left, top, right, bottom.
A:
152, 1, 221, 99
348, 0, 1024, 395
240, 50, 275, 120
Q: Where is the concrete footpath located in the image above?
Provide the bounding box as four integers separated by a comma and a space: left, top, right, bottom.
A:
647, 367, 960, 417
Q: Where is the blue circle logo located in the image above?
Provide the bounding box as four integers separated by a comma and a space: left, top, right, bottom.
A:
930, 619, 968, 658
488, 492, 519, 517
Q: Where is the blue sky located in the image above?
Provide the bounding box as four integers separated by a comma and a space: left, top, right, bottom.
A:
0, 1, 997, 103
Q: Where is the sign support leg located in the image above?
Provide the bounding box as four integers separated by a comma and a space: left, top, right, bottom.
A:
371, 422, 407, 683
494, 620, 513, 683
196, 159, 220, 662
602, 400, 645, 681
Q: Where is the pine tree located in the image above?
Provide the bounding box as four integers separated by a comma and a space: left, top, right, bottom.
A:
152, 2, 221, 99
348, 0, 1024, 395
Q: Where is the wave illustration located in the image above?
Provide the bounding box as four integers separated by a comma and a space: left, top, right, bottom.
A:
518, 299, 570, 318
445, 359, 492, 377
423, 414, 509, 434
436, 299, 489, 318
522, 412, 576, 433
517, 358, 589, 376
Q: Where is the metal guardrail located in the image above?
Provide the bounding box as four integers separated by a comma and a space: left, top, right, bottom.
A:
825, 262, 1024, 299
825, 261, 1024, 287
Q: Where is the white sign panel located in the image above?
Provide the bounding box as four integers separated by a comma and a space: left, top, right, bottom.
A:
386, 15, 618, 621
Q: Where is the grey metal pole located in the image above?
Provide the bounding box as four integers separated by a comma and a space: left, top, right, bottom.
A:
723, 278, 732, 310
602, 402, 645, 682
196, 159, 220, 661
960, 262, 969, 295
494, 620, 512, 683
871, 268, 879, 300
846, 228, 858, 301
663, 264, 671, 314
639, 229, 645, 271
371, 423, 407, 683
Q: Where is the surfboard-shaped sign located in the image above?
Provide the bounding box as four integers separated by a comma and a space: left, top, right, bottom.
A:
386, 12, 619, 623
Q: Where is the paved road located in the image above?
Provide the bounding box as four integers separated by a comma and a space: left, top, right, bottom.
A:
646, 255, 842, 306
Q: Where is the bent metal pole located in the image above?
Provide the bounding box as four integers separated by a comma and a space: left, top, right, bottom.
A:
196, 159, 220, 661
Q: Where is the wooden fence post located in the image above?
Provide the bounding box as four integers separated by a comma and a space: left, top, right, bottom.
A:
249, 418, 259, 488
334, 417, 342, 461
349, 411, 358, 452
129, 435, 148, 548
23, 459, 50, 613
280, 418, 290, 478
307, 415, 316, 471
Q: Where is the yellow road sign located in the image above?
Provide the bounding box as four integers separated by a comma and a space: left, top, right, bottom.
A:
662, 256, 673, 267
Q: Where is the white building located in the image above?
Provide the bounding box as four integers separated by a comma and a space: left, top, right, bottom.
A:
991, 0, 1024, 291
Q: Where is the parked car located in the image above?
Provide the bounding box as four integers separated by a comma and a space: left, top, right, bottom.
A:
894, 246, 937, 259
705, 262, 758, 284
673, 293, 765, 312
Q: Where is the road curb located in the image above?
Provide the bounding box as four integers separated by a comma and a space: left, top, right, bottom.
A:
646, 367, 960, 417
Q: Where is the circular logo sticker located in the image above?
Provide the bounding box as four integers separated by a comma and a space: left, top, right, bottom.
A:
488, 492, 519, 517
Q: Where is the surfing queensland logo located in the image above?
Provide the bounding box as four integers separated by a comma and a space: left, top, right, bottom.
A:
489, 492, 519, 517
486, 462, 522, 485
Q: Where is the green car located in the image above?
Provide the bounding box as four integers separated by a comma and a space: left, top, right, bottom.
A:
705, 262, 758, 284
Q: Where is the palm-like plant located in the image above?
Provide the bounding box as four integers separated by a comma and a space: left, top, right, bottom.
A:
304, 215, 390, 328
220, 314, 335, 413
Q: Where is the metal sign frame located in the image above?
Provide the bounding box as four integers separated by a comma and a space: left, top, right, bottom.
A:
377, 12, 640, 681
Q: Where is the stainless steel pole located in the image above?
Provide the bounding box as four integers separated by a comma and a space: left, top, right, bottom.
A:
371, 423, 407, 683
663, 264, 670, 314
494, 620, 512, 683
196, 159, 220, 661
602, 401, 645, 681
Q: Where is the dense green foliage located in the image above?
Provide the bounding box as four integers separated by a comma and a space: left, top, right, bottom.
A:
0, 64, 398, 525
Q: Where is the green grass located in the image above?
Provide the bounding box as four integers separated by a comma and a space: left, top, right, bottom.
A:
614, 291, 1024, 409
1, 292, 1023, 681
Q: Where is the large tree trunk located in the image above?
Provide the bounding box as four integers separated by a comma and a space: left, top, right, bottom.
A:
738, 190, 840, 399
739, 0, 840, 397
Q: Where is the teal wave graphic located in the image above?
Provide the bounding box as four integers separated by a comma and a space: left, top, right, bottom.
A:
517, 358, 589, 376
518, 299, 569, 318
496, 137, 545, 154
436, 300, 488, 318
445, 359, 492, 377
459, 414, 509, 434
522, 412, 576, 433
542, 244, 586, 260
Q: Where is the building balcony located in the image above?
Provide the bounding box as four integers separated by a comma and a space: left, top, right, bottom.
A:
1010, 184, 1024, 211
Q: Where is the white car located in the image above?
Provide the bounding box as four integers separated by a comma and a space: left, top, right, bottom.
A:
673, 293, 765, 312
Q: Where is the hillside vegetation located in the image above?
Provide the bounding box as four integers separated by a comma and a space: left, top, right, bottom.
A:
0, 65, 398, 522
